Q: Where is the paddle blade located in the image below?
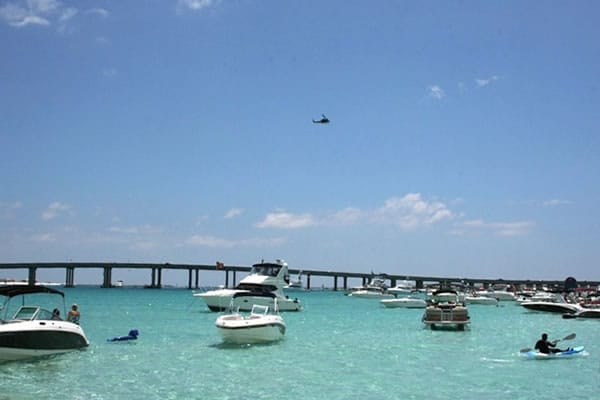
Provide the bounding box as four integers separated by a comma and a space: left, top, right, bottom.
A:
562, 333, 576, 341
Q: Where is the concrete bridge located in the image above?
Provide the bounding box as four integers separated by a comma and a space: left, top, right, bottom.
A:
0, 262, 598, 291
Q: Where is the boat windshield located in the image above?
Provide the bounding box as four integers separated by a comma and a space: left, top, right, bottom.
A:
250, 264, 281, 277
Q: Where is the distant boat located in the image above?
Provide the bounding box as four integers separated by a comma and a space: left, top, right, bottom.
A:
114, 280, 124, 288
284, 271, 304, 291
0, 279, 62, 287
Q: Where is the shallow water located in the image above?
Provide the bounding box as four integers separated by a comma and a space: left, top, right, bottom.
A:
1, 288, 598, 399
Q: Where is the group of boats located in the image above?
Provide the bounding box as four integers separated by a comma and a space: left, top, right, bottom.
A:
2, 259, 597, 361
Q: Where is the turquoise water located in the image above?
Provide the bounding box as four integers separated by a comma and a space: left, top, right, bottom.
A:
1, 288, 599, 400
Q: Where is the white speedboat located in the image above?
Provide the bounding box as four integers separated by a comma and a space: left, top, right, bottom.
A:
465, 294, 498, 305
215, 299, 286, 344
349, 287, 395, 299
194, 259, 303, 312
477, 290, 517, 301
387, 281, 415, 295
422, 290, 470, 330
520, 293, 581, 314
381, 297, 427, 308
0, 285, 89, 362
284, 270, 304, 291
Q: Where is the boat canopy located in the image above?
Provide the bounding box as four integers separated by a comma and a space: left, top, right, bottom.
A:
0, 285, 65, 298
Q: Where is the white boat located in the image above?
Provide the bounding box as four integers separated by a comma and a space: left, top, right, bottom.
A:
215, 298, 286, 344
194, 259, 303, 312
520, 293, 581, 314
477, 290, 517, 301
381, 297, 427, 308
563, 307, 600, 319
284, 270, 304, 291
349, 287, 395, 299
0, 285, 89, 362
465, 294, 498, 305
387, 280, 415, 295
422, 290, 470, 330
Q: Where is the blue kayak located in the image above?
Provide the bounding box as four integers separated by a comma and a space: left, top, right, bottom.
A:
520, 346, 587, 360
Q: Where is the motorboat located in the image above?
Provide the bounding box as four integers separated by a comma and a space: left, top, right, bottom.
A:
215, 297, 286, 344
284, 270, 304, 291
422, 289, 470, 330
464, 294, 498, 305
520, 293, 581, 314
194, 259, 303, 312
347, 275, 394, 299
562, 306, 600, 319
387, 280, 415, 295
0, 285, 89, 362
477, 289, 517, 301
380, 296, 427, 309
349, 287, 395, 299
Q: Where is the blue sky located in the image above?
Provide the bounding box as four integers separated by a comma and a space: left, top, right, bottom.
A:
1, 0, 599, 285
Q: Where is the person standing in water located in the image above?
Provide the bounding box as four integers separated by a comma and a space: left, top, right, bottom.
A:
67, 303, 80, 324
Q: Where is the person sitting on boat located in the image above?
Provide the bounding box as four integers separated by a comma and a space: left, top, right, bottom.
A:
52, 308, 61, 320
534, 333, 564, 354
67, 303, 80, 324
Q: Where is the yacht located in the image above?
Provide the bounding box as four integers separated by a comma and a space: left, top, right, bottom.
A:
284, 270, 304, 291
520, 293, 581, 314
464, 294, 498, 305
0, 285, 89, 362
194, 259, 303, 312
380, 296, 427, 308
422, 289, 470, 330
215, 297, 286, 344
347, 275, 394, 299
387, 280, 415, 296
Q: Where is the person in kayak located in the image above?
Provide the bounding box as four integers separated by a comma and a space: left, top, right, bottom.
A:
535, 333, 565, 354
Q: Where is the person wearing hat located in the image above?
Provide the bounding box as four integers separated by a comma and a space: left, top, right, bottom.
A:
67, 303, 80, 324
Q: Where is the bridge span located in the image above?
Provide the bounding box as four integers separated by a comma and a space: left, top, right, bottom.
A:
0, 262, 598, 291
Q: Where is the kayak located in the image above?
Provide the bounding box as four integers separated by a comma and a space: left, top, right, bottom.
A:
520, 346, 588, 360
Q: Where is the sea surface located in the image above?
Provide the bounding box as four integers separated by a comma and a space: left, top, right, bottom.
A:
1, 287, 599, 400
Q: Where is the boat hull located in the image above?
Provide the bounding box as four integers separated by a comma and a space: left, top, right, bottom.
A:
381, 298, 426, 308
0, 322, 89, 362
521, 302, 580, 314
216, 315, 286, 344
197, 290, 302, 312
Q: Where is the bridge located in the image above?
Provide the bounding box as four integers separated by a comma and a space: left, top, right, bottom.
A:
0, 262, 598, 291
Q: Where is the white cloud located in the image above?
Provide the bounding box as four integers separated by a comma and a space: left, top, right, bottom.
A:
224, 208, 243, 219
176, 0, 218, 13
41, 202, 71, 220
256, 211, 316, 229
428, 85, 445, 100
0, 201, 22, 218
86, 8, 108, 18
475, 75, 500, 87
1, 2, 107, 29
371, 194, 454, 229
542, 199, 573, 207
0, 0, 59, 27
31, 233, 55, 242
108, 225, 162, 235
257, 194, 454, 231
102, 68, 117, 78
59, 7, 76, 22
185, 235, 286, 248
462, 219, 534, 236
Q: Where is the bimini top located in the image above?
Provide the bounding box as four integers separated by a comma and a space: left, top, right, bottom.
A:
0, 285, 65, 298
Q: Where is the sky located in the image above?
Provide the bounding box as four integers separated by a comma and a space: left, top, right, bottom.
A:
1, 0, 599, 286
